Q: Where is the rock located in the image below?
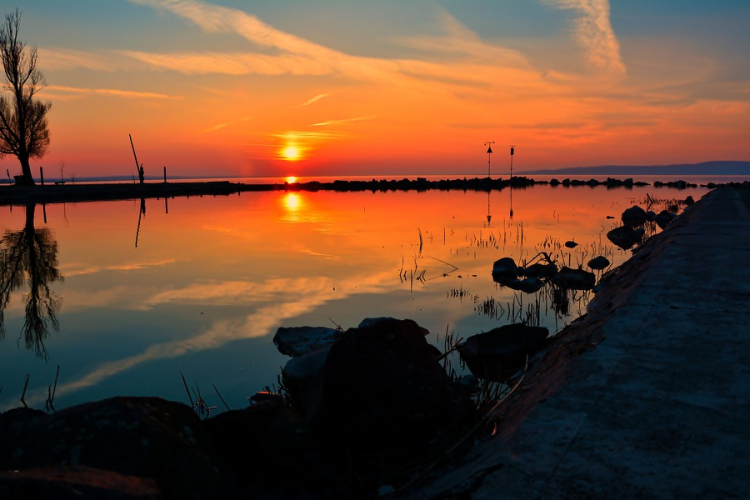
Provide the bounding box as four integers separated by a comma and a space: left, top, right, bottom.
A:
551, 266, 596, 290
273, 326, 339, 357
654, 210, 677, 229
684, 195, 695, 206
310, 319, 474, 451
0, 397, 234, 500
587, 256, 611, 271
607, 225, 642, 249
503, 277, 545, 294
522, 262, 557, 279
359, 317, 430, 335
0, 466, 161, 500
621, 205, 647, 227
492, 257, 519, 279
564, 240, 579, 248
202, 401, 326, 496
458, 324, 549, 381
281, 347, 330, 411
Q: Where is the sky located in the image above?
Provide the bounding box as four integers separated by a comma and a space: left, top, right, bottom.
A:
1, 0, 748, 179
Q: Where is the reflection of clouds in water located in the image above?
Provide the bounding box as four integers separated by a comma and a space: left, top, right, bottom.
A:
18, 270, 394, 408
61, 259, 177, 278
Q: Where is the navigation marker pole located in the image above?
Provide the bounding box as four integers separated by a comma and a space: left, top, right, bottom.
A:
484, 141, 495, 178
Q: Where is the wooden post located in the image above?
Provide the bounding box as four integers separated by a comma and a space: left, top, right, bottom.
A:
163, 166, 167, 183
40, 166, 44, 186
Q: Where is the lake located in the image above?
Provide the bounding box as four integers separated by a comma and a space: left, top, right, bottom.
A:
0, 179, 713, 412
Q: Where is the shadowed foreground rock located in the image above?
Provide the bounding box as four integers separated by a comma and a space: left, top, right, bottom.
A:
0, 398, 233, 500
0, 319, 479, 499
309, 318, 475, 451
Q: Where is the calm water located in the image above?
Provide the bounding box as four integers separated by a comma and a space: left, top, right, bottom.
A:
0, 182, 712, 412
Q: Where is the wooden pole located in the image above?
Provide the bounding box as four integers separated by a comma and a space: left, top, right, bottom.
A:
163, 166, 167, 183
129, 134, 140, 175
40, 166, 44, 186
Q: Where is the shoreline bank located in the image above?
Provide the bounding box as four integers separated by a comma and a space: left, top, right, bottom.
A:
401, 183, 750, 498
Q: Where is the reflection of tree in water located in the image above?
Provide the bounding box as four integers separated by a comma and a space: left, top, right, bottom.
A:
0, 204, 63, 359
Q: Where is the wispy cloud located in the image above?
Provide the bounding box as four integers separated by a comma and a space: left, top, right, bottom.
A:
297, 93, 330, 108
545, 0, 626, 75
45, 85, 181, 101
201, 116, 252, 133
312, 115, 376, 127
38, 48, 123, 72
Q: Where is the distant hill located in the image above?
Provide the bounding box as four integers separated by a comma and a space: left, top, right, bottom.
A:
525, 161, 750, 176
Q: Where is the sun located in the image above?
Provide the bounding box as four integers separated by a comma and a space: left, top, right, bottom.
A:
281, 145, 300, 161
286, 176, 297, 184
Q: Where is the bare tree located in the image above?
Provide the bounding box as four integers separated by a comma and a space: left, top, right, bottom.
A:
0, 10, 51, 186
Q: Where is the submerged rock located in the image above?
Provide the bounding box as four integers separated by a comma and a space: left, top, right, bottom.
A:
458, 324, 549, 381
552, 266, 596, 290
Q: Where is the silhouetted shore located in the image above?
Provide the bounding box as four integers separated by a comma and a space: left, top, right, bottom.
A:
0, 175, 733, 205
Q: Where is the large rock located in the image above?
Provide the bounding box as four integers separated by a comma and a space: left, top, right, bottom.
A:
0, 398, 233, 500
492, 257, 519, 279
273, 326, 339, 357
654, 209, 677, 229
621, 205, 647, 227
310, 319, 474, 451
458, 324, 549, 381
607, 225, 642, 249
0, 466, 161, 500
281, 347, 331, 411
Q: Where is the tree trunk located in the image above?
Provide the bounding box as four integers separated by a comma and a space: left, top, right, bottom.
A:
18, 154, 35, 186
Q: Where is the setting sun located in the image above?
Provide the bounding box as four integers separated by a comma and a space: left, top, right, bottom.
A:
286, 176, 297, 183
281, 146, 301, 161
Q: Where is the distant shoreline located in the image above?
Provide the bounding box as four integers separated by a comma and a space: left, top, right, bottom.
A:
0, 175, 739, 206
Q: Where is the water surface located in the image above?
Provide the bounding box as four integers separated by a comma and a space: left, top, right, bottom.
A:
0, 182, 710, 411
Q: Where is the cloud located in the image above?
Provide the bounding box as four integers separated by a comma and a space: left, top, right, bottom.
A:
37, 48, 122, 72
312, 115, 377, 127
44, 85, 180, 101
545, 0, 626, 75
201, 116, 252, 133
124, 0, 509, 87
297, 93, 330, 107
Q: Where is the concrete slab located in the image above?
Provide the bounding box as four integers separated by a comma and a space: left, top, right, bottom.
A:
401, 186, 750, 499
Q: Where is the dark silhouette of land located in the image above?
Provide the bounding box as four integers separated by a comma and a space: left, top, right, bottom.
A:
0, 174, 729, 206
526, 160, 750, 176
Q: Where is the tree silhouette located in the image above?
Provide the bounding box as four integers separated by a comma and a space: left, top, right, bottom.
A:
0, 10, 51, 186
0, 204, 62, 359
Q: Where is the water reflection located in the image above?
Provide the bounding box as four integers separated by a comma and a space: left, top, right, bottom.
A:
0, 204, 63, 359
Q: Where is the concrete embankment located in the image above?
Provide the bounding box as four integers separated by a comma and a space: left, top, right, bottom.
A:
404, 186, 750, 499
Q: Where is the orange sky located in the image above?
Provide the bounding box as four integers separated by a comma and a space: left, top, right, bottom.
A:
1, 1, 748, 179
